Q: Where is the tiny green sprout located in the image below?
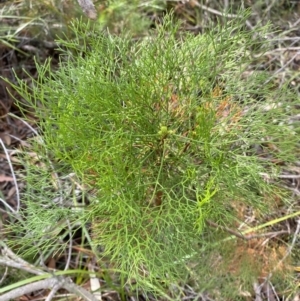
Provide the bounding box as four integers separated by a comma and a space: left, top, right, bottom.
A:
158, 125, 169, 138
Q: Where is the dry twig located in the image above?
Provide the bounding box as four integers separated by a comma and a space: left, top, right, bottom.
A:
206, 220, 288, 241
0, 138, 20, 213
0, 242, 99, 301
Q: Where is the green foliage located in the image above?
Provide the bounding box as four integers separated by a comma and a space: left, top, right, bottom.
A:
97, 0, 165, 34
6, 15, 298, 295
0, 0, 164, 52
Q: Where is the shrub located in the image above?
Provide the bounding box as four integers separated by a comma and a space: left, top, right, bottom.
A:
7, 15, 298, 296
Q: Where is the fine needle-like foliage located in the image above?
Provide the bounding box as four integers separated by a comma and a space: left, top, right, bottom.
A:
6, 14, 299, 297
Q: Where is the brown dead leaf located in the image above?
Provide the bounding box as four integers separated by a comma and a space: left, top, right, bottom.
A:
0, 174, 13, 182
7, 185, 16, 198
0, 133, 11, 145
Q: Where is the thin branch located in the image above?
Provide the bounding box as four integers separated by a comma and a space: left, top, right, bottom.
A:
259, 172, 300, 180
264, 0, 277, 15
0, 278, 59, 301
0, 266, 8, 285
258, 219, 300, 293
0, 275, 98, 301
253, 282, 263, 301
263, 47, 300, 53
1, 242, 37, 267
272, 219, 300, 272
8, 113, 39, 140
0, 138, 20, 213
193, 1, 239, 18
0, 261, 99, 301
63, 278, 100, 301
264, 51, 300, 85
0, 198, 15, 215
45, 282, 63, 301
0, 258, 44, 276
277, 174, 300, 179
206, 220, 288, 241
64, 220, 73, 271
0, 243, 99, 301
0, 258, 99, 301
88, 261, 102, 301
